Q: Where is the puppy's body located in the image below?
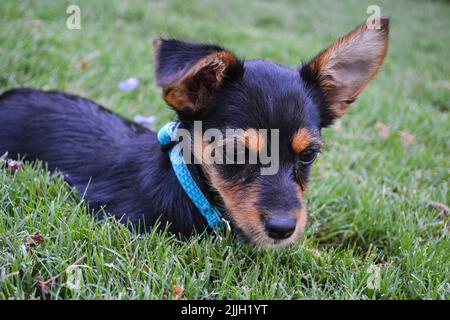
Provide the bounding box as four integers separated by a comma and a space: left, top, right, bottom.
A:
0, 18, 389, 247
0, 88, 207, 235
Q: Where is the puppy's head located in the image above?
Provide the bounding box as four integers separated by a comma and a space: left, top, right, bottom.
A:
153, 18, 389, 247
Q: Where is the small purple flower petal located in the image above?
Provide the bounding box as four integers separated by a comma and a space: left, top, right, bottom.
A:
134, 114, 156, 127
117, 77, 139, 91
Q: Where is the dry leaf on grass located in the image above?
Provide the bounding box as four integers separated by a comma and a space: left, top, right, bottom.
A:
35, 276, 56, 294
79, 58, 89, 70
398, 131, 416, 148
77, 51, 100, 71
36, 254, 87, 294
375, 122, 390, 139
424, 200, 449, 218
172, 285, 184, 299
24, 232, 45, 251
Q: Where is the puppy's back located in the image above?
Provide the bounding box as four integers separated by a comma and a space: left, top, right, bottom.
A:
0, 88, 162, 224
0, 88, 147, 164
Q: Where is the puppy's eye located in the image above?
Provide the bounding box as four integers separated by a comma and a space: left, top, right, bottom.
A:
298, 149, 319, 165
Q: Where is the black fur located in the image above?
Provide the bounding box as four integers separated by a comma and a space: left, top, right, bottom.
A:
0, 54, 323, 239
0, 51, 325, 238
0, 88, 208, 236
0, 27, 387, 243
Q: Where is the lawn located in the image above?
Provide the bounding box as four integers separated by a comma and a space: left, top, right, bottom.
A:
0, 0, 449, 299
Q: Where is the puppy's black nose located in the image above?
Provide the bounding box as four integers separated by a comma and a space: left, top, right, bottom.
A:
265, 216, 296, 240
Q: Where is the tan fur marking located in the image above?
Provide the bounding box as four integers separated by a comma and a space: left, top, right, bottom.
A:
196, 131, 309, 247
291, 128, 321, 153
287, 187, 308, 246
217, 128, 265, 154
243, 129, 264, 154
200, 162, 266, 243
294, 207, 308, 240
199, 162, 309, 247
163, 51, 237, 111
221, 128, 265, 154
309, 18, 389, 117
197, 135, 310, 247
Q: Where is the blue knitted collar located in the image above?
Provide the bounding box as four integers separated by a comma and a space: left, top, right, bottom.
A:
157, 122, 228, 231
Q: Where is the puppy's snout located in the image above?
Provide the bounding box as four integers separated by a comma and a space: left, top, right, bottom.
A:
264, 214, 296, 240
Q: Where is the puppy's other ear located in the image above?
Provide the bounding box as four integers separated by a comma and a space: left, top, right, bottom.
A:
301, 17, 389, 126
153, 39, 243, 114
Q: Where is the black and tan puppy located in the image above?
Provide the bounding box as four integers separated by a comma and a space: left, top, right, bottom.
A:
0, 18, 389, 247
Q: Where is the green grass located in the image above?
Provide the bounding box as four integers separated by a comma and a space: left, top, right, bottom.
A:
0, 0, 449, 299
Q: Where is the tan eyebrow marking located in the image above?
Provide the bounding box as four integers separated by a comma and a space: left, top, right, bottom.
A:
242, 129, 265, 154
221, 128, 265, 154
291, 128, 322, 153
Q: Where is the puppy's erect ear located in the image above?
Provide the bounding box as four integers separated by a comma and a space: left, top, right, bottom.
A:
153, 39, 243, 114
301, 17, 389, 126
